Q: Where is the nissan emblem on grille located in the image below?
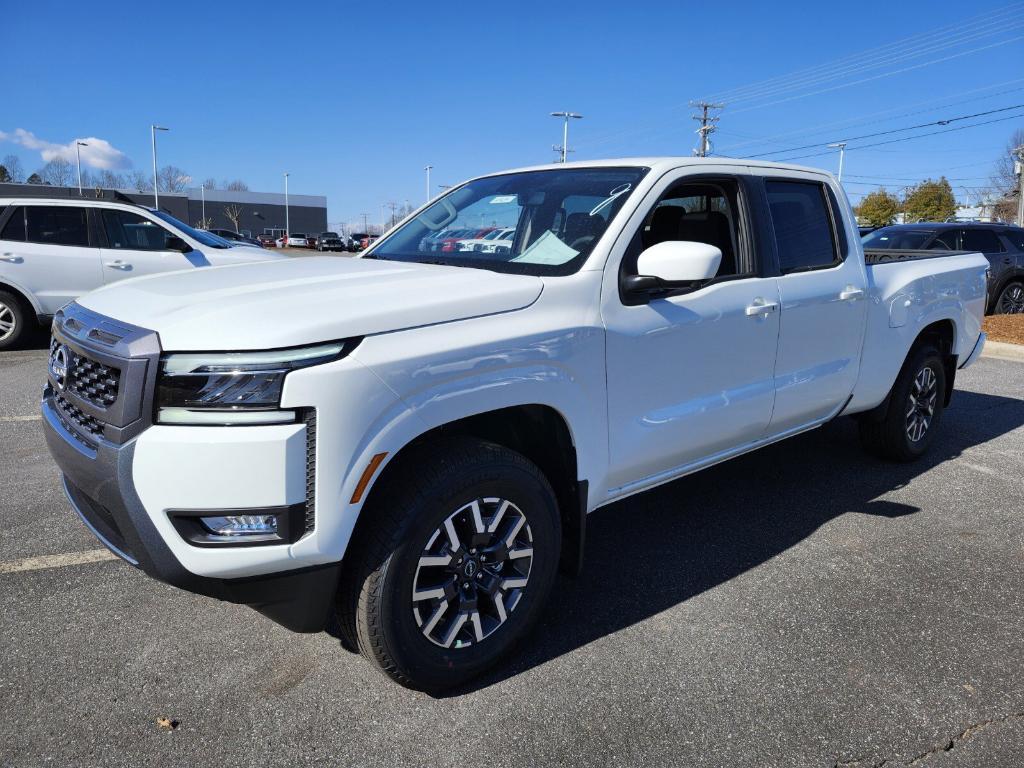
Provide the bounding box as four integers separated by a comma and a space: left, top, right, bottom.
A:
49, 344, 70, 391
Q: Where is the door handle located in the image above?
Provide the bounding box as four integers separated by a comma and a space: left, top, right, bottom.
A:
745, 299, 778, 316
107, 260, 133, 270
839, 286, 865, 301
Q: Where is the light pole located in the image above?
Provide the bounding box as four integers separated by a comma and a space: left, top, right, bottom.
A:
283, 172, 290, 237
150, 125, 168, 208
1013, 145, 1024, 227
75, 141, 88, 195
424, 165, 433, 202
827, 142, 847, 182
550, 111, 583, 163
200, 183, 206, 227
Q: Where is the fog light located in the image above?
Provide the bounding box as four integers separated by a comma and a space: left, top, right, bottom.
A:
200, 514, 278, 537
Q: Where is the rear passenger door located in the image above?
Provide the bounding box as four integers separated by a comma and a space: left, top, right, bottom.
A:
98, 208, 196, 282
760, 175, 868, 435
0, 204, 102, 315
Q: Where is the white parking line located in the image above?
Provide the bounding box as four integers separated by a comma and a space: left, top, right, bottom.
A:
0, 549, 118, 574
0, 415, 41, 422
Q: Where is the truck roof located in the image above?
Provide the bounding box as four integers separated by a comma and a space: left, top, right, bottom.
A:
481, 156, 834, 178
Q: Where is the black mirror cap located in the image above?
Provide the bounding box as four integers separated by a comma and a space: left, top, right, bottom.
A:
167, 236, 193, 253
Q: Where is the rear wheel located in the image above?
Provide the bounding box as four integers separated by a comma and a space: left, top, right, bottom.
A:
0, 290, 28, 351
859, 344, 946, 462
995, 281, 1024, 314
336, 438, 560, 691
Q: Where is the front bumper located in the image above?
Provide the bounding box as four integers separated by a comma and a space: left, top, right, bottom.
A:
43, 400, 339, 631
40, 306, 341, 632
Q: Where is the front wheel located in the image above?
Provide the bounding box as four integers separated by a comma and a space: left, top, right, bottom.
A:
995, 281, 1024, 314
336, 438, 561, 691
859, 344, 946, 462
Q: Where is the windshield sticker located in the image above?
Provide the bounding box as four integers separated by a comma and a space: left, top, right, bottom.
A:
512, 230, 579, 265
490, 195, 517, 204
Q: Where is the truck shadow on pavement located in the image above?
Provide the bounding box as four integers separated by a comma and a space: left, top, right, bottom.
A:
433, 388, 1024, 696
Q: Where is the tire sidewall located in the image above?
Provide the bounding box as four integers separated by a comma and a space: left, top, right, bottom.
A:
889, 345, 946, 459
0, 292, 25, 350
373, 455, 560, 689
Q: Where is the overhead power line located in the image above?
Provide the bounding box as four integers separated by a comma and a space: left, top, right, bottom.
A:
765, 113, 1024, 164
743, 103, 1024, 159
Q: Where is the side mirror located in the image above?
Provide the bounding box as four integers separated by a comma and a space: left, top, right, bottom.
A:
623, 240, 722, 300
166, 235, 193, 254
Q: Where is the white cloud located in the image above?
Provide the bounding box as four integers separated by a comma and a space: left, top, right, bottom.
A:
0, 128, 132, 170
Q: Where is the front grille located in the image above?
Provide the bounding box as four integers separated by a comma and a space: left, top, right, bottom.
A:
54, 393, 104, 440
68, 355, 121, 408
304, 410, 317, 534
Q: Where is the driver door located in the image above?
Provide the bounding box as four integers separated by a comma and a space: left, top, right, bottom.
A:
601, 169, 780, 494
98, 208, 196, 283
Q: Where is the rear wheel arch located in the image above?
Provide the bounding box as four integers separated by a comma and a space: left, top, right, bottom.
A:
0, 280, 40, 317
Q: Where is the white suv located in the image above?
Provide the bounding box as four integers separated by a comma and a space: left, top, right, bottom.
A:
0, 196, 283, 349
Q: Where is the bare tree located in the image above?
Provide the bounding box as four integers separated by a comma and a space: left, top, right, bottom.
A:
202, 177, 217, 191
156, 164, 189, 193
40, 158, 74, 187
194, 216, 213, 230
127, 170, 150, 192
224, 179, 249, 191
223, 204, 244, 232
98, 170, 127, 189
2, 154, 24, 183
989, 129, 1024, 222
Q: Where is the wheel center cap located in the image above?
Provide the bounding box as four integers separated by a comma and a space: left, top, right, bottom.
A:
462, 559, 478, 578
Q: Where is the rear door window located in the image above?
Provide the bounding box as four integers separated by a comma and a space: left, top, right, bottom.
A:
24, 206, 91, 247
961, 228, 1005, 254
765, 181, 838, 273
1003, 229, 1024, 251
929, 230, 959, 250
0, 206, 26, 241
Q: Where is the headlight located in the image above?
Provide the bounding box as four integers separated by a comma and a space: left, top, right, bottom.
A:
156, 340, 358, 425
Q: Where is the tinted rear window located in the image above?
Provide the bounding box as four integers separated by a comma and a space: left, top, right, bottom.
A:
1, 206, 25, 241
765, 181, 838, 272
962, 228, 1005, 253
862, 228, 935, 250
25, 206, 90, 247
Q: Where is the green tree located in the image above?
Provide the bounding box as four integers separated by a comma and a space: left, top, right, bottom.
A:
26, 172, 43, 184
902, 177, 956, 223
856, 189, 901, 227
0, 165, 10, 183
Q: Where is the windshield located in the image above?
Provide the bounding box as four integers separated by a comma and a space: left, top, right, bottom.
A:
150, 210, 232, 248
367, 167, 649, 275
862, 227, 935, 250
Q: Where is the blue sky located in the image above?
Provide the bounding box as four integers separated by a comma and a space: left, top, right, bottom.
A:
4, 0, 1023, 227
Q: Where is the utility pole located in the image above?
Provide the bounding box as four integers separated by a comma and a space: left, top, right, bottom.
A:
361, 213, 369, 234
1014, 145, 1024, 227
283, 173, 290, 237
551, 111, 583, 163
386, 201, 399, 229
424, 165, 433, 202
150, 125, 169, 209
689, 101, 724, 157
75, 141, 88, 195
827, 142, 847, 182
200, 182, 206, 227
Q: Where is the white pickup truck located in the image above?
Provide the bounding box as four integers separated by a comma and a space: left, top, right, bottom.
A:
42, 158, 988, 690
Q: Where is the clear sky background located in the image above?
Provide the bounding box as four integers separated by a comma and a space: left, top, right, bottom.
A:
4, 0, 1023, 228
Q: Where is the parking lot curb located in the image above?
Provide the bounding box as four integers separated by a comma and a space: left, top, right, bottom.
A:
981, 340, 1024, 363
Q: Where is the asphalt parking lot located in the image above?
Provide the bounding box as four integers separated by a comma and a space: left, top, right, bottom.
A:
1, 343, 1023, 767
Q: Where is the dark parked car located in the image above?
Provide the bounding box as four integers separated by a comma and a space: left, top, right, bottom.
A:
862, 222, 1024, 314
315, 232, 345, 252
256, 233, 277, 248
347, 232, 372, 251
208, 228, 262, 248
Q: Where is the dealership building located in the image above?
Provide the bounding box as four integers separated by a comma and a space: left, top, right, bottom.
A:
0, 182, 328, 237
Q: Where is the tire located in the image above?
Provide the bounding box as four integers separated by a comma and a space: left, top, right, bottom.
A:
994, 281, 1024, 314
0, 290, 28, 351
859, 344, 946, 462
336, 437, 561, 691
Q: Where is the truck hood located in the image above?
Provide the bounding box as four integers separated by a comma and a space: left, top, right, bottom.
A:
76, 257, 544, 351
